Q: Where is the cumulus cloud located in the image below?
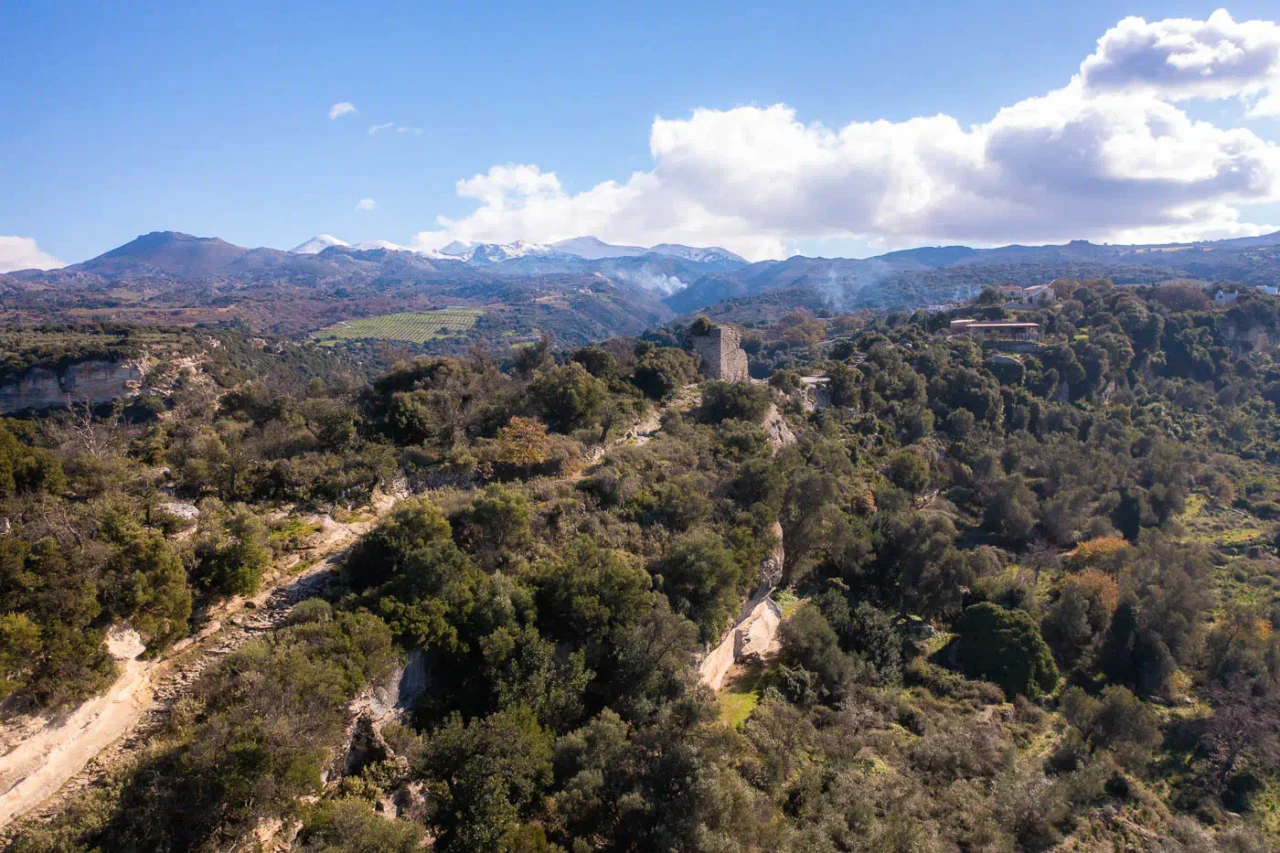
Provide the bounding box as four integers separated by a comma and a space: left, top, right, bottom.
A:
412, 11, 1280, 261
328, 102, 357, 120
356, 198, 377, 212
0, 236, 64, 273
1079, 9, 1280, 115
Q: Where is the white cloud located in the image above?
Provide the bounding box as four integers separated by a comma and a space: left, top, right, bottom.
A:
1078, 10, 1280, 116
356, 198, 377, 212
411, 12, 1280, 261
0, 236, 64, 273
328, 102, 357, 120
369, 121, 422, 135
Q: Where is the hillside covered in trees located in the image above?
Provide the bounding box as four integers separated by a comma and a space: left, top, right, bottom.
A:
4, 278, 1280, 850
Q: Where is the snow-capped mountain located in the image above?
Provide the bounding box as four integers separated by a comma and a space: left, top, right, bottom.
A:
648, 244, 746, 264
435, 236, 745, 265
288, 234, 746, 272
549, 236, 648, 260
352, 239, 410, 252
438, 240, 558, 265
291, 236, 449, 258
290, 234, 349, 254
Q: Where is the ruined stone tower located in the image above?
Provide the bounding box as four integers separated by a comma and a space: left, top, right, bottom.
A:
692, 324, 749, 383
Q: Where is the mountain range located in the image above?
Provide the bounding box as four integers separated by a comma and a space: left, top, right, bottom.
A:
5, 228, 1280, 344
289, 233, 747, 268
26, 228, 1280, 291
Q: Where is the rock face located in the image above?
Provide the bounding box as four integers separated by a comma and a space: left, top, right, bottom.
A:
698, 520, 786, 691
698, 596, 782, 691
761, 404, 796, 451
800, 376, 831, 411
343, 713, 394, 777
756, 521, 785, 595
692, 325, 749, 383
0, 361, 142, 414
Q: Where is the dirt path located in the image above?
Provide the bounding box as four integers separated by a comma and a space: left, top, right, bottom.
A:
0, 651, 153, 828
0, 505, 390, 834
580, 391, 683, 470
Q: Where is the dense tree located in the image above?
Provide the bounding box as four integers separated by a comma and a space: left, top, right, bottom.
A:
654, 528, 751, 642
528, 362, 608, 433
886, 448, 930, 494
421, 705, 554, 852
956, 603, 1059, 698
192, 508, 272, 596
698, 380, 773, 425
778, 603, 855, 702
630, 347, 698, 400
453, 484, 532, 567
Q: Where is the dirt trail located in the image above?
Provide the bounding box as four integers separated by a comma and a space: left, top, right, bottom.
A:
580, 390, 685, 468
0, 504, 391, 834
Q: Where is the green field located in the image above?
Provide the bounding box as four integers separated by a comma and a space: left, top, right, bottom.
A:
313, 309, 483, 345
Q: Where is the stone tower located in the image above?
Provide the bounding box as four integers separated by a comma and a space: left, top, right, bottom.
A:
692, 324, 749, 383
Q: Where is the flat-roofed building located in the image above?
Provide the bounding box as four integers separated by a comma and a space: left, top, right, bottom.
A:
956, 321, 1041, 342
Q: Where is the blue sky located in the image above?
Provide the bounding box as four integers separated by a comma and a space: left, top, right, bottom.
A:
4, 1, 1280, 267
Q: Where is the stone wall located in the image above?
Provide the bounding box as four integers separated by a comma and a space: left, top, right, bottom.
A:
0, 361, 142, 414
691, 325, 749, 383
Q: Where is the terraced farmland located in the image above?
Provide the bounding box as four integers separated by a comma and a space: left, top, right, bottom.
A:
313, 308, 482, 344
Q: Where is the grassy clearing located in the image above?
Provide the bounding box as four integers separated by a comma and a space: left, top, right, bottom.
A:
313, 308, 483, 345
1177, 491, 1268, 548
774, 589, 803, 619
268, 516, 324, 551
718, 662, 768, 728
1180, 492, 1207, 522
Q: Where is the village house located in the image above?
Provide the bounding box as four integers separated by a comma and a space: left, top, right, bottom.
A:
1016, 282, 1057, 306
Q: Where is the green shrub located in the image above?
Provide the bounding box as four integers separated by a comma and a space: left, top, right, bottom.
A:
956, 603, 1059, 699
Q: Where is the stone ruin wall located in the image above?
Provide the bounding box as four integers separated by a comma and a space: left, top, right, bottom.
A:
692, 325, 749, 383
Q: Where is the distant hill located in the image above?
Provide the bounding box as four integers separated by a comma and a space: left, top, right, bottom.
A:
664, 232, 1280, 315
74, 231, 257, 277
7, 228, 1280, 347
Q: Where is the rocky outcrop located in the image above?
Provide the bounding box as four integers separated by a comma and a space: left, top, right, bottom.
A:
0, 361, 141, 414
698, 595, 782, 691
761, 404, 796, 451
334, 650, 430, 778
331, 650, 434, 822
799, 376, 831, 412
692, 325, 749, 383
343, 713, 395, 777
698, 521, 786, 691
757, 521, 784, 595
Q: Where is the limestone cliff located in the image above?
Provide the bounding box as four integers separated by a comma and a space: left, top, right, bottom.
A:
0, 361, 142, 414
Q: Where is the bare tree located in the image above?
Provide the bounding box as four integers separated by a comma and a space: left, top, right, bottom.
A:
1204, 682, 1280, 793
61, 396, 123, 459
